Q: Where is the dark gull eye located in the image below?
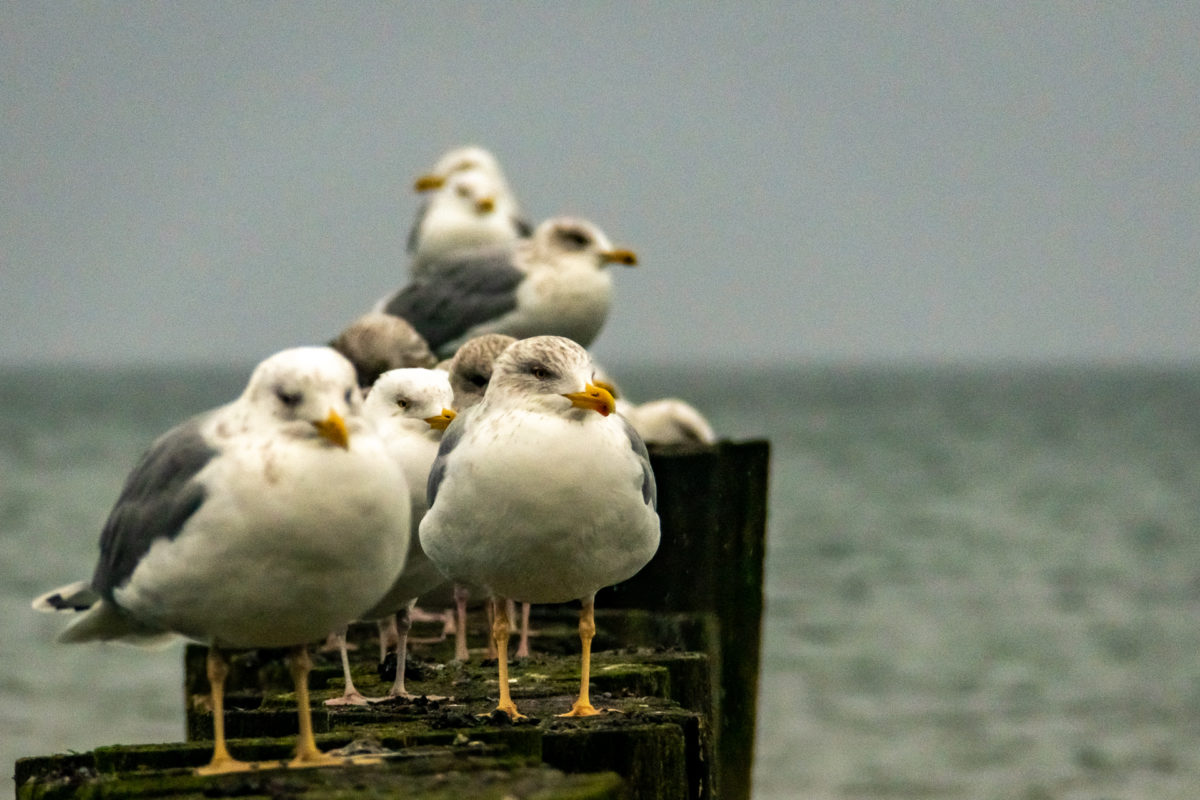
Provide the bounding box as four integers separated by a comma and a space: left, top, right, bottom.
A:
396, 398, 409, 409
468, 372, 489, 388
531, 366, 549, 380
559, 229, 590, 249
344, 388, 354, 404
275, 387, 302, 409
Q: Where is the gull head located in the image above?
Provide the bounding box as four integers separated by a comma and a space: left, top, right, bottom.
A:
364, 368, 456, 433
530, 217, 638, 270
414, 145, 508, 193
242, 347, 364, 449
446, 333, 519, 411
487, 336, 615, 417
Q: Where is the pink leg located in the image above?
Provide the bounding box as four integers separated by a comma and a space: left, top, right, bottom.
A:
454, 583, 471, 662
515, 602, 533, 658
385, 606, 414, 699
323, 627, 369, 706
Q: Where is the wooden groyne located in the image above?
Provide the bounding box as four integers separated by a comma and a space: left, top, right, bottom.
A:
14, 439, 770, 800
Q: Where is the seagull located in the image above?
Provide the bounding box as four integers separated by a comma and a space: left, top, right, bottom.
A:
442, 333, 536, 661
420, 336, 661, 718
329, 311, 437, 388
621, 397, 717, 445
376, 217, 638, 359
325, 368, 456, 705
445, 333, 517, 410
32, 347, 412, 774
593, 371, 718, 446
411, 145, 521, 213
408, 169, 527, 280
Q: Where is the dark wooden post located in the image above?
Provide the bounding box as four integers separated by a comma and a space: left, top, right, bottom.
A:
604, 439, 770, 800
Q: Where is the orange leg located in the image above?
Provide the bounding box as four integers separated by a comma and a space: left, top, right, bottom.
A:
490, 596, 525, 719
559, 596, 601, 717
287, 645, 346, 768
196, 647, 254, 775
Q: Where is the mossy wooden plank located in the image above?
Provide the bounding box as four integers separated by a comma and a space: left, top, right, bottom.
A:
185, 644, 686, 741
542, 722, 687, 800
18, 759, 623, 800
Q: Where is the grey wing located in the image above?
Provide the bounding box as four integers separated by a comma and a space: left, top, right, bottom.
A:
621, 416, 658, 510
379, 247, 523, 354
92, 415, 216, 600
426, 415, 468, 508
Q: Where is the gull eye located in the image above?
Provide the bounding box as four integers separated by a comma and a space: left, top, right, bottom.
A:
530, 366, 550, 380
559, 229, 591, 249
396, 398, 409, 410
344, 388, 354, 404
456, 185, 471, 198
275, 387, 302, 409
468, 372, 489, 388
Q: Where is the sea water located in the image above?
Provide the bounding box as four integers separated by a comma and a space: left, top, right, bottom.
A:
3, 363, 1199, 800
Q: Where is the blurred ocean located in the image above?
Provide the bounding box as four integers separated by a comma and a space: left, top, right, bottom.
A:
3, 363, 1200, 799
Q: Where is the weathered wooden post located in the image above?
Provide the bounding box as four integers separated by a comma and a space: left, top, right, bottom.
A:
608, 439, 770, 800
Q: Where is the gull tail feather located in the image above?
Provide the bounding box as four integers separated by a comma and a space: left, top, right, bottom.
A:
32, 581, 99, 613
56, 599, 176, 648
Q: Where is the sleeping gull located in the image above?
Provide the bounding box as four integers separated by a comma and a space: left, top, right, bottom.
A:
329, 311, 437, 389
622, 397, 717, 445
325, 367, 456, 705
377, 217, 637, 359
408, 169, 527, 279
420, 336, 661, 718
33, 347, 412, 773
594, 371, 718, 446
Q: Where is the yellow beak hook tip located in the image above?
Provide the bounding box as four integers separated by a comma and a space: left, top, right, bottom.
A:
313, 410, 350, 450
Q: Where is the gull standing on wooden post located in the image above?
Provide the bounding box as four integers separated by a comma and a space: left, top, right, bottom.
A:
33, 347, 412, 773
420, 336, 660, 718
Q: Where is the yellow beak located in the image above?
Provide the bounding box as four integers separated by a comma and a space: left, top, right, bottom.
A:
424, 408, 457, 431
475, 196, 496, 214
600, 248, 638, 266
562, 383, 617, 417
414, 174, 444, 192
312, 410, 350, 450
593, 379, 620, 400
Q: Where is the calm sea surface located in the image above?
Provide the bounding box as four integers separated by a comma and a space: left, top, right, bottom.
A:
3, 363, 1200, 799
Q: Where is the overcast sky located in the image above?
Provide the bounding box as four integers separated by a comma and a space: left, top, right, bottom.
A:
2, 3, 1197, 369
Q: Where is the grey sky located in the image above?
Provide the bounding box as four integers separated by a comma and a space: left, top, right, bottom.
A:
2, 3, 1197, 368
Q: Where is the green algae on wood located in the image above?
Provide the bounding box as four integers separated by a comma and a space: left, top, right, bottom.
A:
17, 759, 623, 800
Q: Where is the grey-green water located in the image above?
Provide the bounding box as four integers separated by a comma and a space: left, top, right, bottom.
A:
3, 364, 1199, 799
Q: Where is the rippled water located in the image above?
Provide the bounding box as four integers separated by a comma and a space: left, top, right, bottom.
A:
4, 363, 1199, 799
